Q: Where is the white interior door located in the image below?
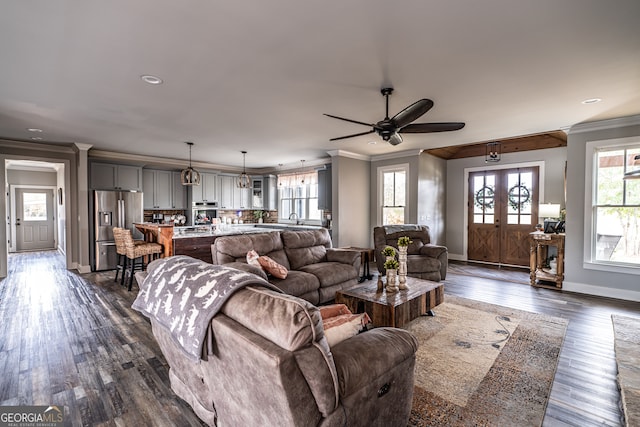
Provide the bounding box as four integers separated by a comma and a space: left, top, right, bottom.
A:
15, 188, 55, 251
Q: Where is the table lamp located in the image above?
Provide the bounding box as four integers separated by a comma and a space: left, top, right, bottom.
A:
539, 203, 561, 232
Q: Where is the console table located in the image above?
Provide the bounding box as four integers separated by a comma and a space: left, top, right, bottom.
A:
529, 232, 565, 289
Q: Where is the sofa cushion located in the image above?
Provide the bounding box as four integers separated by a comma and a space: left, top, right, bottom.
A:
269, 270, 320, 298
214, 232, 290, 269
282, 230, 331, 270
247, 249, 261, 267
299, 262, 358, 288
407, 254, 441, 273
258, 255, 289, 279
221, 287, 325, 351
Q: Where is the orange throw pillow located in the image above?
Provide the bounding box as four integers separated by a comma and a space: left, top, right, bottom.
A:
258, 255, 288, 279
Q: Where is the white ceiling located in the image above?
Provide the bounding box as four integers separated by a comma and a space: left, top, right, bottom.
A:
1, 1, 639, 170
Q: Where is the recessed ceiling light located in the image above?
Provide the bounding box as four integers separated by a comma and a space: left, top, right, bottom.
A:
581, 98, 602, 105
368, 140, 377, 145
141, 75, 163, 85
27, 128, 43, 132
31, 137, 43, 141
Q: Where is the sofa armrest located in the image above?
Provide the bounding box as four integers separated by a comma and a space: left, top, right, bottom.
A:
330, 328, 418, 397
224, 261, 269, 281
326, 249, 361, 270
420, 244, 447, 259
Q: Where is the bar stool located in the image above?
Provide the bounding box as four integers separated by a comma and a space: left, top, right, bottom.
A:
121, 228, 163, 291
113, 227, 146, 286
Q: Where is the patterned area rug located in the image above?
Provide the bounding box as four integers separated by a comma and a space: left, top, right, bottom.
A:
612, 314, 640, 427
404, 295, 568, 426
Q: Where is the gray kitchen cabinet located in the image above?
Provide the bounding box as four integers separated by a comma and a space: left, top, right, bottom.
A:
143, 169, 172, 209
251, 178, 263, 209
91, 163, 143, 191
192, 172, 218, 203
172, 172, 187, 209
262, 175, 278, 210
318, 166, 332, 210
219, 174, 251, 209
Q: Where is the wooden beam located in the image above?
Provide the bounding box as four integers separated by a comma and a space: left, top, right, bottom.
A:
424, 131, 567, 160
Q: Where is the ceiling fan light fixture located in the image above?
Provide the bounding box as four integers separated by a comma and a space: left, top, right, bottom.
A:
237, 151, 251, 188
181, 142, 201, 186
485, 142, 501, 163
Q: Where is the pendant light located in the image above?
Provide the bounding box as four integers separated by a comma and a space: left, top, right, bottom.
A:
485, 142, 501, 163
181, 142, 201, 186
237, 151, 251, 188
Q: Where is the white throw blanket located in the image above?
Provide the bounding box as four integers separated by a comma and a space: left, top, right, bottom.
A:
132, 255, 280, 361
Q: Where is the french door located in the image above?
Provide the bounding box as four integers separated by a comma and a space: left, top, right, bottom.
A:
468, 167, 539, 266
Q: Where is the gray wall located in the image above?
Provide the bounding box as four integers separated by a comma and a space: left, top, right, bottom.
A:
332, 155, 370, 248
417, 153, 447, 245
564, 117, 640, 301
445, 146, 568, 258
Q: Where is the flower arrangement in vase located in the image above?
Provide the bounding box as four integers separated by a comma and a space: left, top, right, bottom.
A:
384, 258, 399, 292
396, 236, 412, 289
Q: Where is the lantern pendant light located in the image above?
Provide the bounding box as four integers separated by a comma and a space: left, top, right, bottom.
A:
237, 151, 251, 188
181, 142, 201, 186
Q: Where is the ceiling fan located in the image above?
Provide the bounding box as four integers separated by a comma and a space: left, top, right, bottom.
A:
325, 88, 465, 146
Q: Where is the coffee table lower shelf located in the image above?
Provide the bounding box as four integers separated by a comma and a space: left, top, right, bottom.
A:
335, 277, 444, 328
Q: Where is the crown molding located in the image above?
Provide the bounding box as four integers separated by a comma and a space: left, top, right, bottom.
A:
370, 149, 423, 162
326, 150, 370, 161
569, 114, 640, 135
0, 139, 76, 154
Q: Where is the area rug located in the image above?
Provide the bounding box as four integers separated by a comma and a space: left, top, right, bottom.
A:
403, 295, 568, 426
612, 314, 640, 427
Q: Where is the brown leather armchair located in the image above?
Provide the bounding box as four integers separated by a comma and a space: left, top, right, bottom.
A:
374, 225, 448, 281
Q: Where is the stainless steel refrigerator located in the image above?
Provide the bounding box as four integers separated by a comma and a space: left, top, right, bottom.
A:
94, 190, 144, 271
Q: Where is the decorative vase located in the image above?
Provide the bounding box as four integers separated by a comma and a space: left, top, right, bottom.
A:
386, 269, 398, 293
258, 217, 263, 224
398, 246, 408, 289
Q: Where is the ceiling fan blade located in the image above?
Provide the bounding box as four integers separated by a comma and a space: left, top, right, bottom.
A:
323, 114, 375, 128
329, 129, 375, 141
388, 133, 403, 146
400, 122, 466, 133
392, 99, 434, 128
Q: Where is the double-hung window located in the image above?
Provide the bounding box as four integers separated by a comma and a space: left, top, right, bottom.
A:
587, 140, 640, 270
278, 171, 321, 224
379, 164, 408, 225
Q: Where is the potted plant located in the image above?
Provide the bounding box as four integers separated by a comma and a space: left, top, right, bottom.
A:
382, 246, 396, 258
253, 210, 265, 223
398, 236, 412, 247
384, 258, 400, 292
384, 258, 399, 271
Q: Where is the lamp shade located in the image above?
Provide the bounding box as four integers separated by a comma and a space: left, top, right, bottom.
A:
539, 203, 560, 219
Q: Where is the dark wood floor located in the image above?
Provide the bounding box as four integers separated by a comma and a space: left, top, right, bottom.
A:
0, 251, 638, 426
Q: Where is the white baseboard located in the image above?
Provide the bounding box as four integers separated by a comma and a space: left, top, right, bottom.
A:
448, 253, 466, 261
563, 281, 640, 303
76, 263, 91, 274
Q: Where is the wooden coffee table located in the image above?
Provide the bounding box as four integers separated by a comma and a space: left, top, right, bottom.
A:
335, 276, 444, 328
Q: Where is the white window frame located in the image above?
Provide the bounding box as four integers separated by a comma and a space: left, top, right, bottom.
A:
584, 136, 640, 275
377, 163, 409, 225
277, 171, 322, 226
